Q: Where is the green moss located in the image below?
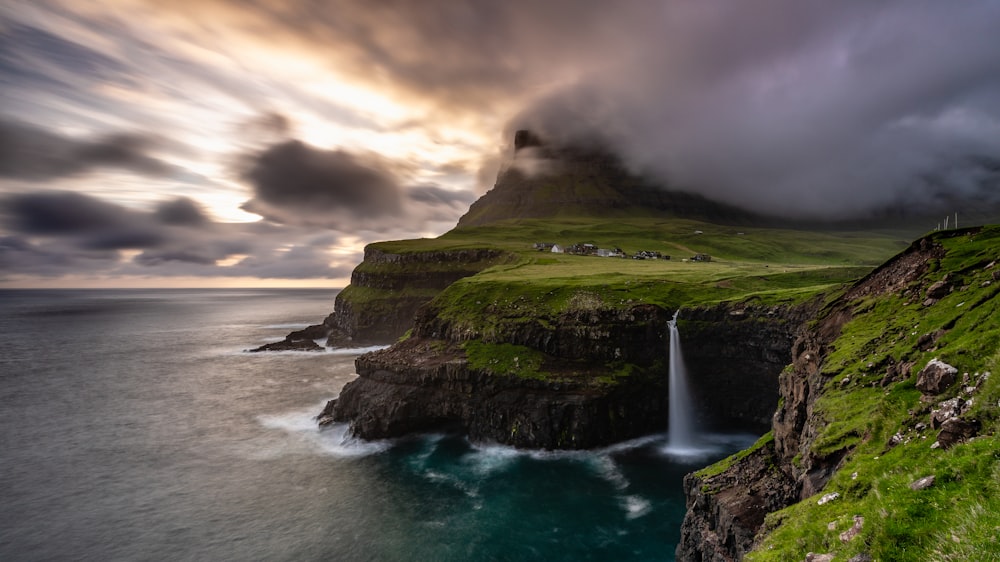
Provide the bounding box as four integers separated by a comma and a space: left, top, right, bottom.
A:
461, 340, 547, 380
696, 432, 775, 480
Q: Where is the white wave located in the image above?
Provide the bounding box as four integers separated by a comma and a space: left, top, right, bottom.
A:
462, 442, 521, 475
591, 456, 629, 491
325, 345, 389, 355
622, 495, 651, 520
422, 469, 479, 498
256, 402, 390, 458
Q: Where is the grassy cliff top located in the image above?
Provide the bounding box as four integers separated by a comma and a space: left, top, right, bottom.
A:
722, 225, 1000, 561
389, 217, 914, 319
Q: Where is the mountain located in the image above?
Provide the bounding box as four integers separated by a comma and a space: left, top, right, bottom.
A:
456, 130, 764, 228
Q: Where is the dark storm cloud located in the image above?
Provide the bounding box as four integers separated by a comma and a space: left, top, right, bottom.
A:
154, 198, 209, 226
160, 0, 1000, 219
240, 139, 403, 223
0, 119, 176, 181
2, 191, 139, 235
237, 138, 480, 230
498, 1, 1000, 218
0, 190, 364, 279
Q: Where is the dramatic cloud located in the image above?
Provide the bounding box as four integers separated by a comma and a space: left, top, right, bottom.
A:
154, 197, 210, 227
238, 138, 476, 230
240, 140, 403, 222
0, 190, 356, 280
502, 1, 1000, 218
2, 0, 999, 285
0, 119, 177, 181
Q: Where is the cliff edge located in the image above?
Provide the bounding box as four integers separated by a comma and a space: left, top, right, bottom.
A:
677, 226, 1000, 561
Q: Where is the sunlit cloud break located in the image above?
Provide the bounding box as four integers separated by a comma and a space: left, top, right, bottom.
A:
1, 0, 999, 286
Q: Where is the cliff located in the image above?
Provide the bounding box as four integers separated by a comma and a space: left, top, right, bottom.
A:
677, 226, 1000, 561
254, 243, 513, 351
321, 245, 513, 345
321, 280, 822, 448
456, 131, 762, 229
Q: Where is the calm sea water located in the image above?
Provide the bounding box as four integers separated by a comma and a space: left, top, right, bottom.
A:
0, 289, 755, 561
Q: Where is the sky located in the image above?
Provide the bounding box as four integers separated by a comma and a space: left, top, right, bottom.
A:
2, 1, 999, 288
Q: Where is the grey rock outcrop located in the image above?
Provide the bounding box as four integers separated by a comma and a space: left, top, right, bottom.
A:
916, 358, 959, 395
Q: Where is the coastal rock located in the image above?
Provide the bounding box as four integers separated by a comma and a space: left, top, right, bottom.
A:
327, 298, 817, 449
916, 359, 958, 395
248, 338, 324, 352
326, 337, 667, 449
676, 438, 798, 562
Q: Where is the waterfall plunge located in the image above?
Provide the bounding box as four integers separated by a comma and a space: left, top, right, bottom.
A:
666, 310, 697, 452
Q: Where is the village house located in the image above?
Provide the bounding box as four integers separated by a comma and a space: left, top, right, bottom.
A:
633, 250, 668, 260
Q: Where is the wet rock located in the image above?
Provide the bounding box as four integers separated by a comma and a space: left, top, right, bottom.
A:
910, 475, 935, 491
916, 358, 958, 395
677, 439, 797, 562
936, 417, 980, 449
248, 338, 324, 352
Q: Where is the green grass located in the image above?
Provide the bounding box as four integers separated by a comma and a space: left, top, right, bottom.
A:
461, 340, 546, 380
742, 225, 1000, 560
697, 431, 775, 480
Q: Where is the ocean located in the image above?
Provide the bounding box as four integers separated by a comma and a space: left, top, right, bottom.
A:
0, 289, 755, 561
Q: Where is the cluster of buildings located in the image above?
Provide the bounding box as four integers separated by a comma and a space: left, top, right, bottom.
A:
532, 242, 686, 260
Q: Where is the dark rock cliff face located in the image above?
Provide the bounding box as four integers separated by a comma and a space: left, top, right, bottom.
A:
267, 246, 510, 348
322, 297, 816, 449
675, 236, 947, 562
679, 301, 820, 432
323, 338, 668, 449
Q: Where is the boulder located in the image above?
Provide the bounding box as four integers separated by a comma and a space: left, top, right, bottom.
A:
909, 475, 935, 491
931, 397, 968, 429
936, 417, 979, 449
926, 278, 951, 299
916, 358, 958, 395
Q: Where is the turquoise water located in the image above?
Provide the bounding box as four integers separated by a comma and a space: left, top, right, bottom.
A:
0, 289, 755, 561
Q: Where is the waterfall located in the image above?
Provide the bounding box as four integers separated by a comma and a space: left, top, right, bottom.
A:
666, 310, 696, 450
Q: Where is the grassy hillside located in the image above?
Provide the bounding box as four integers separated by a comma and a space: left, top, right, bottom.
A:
720, 226, 1000, 560
404, 217, 911, 319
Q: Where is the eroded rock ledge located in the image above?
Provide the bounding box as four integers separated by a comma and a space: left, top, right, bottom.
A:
321, 298, 818, 449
